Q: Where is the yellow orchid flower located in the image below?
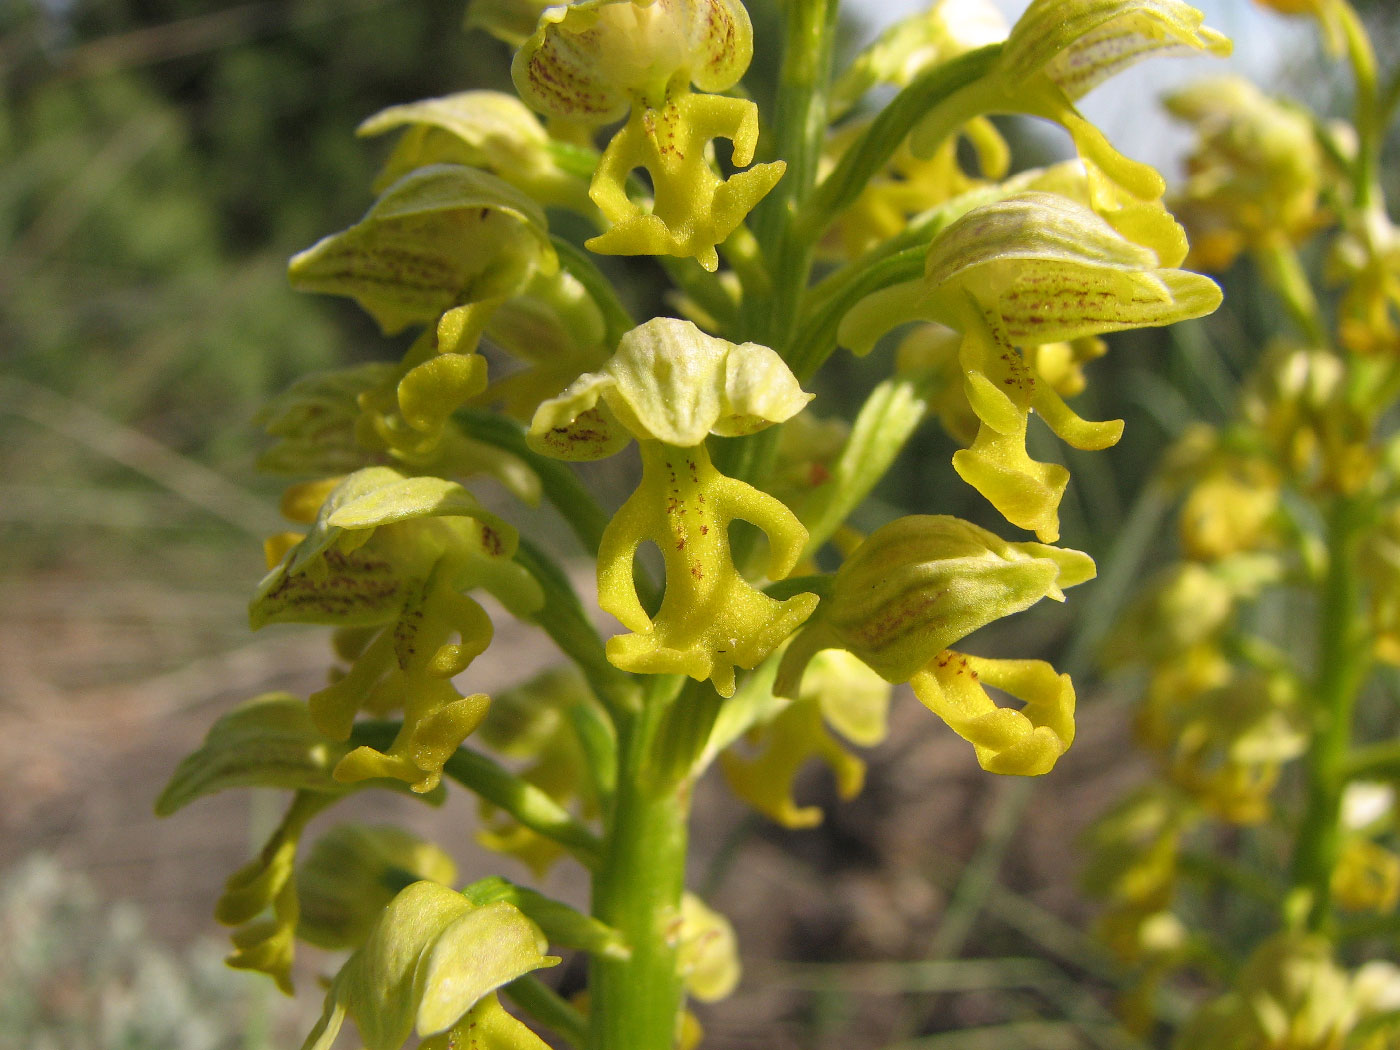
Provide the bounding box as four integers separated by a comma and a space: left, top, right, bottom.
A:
530, 318, 817, 696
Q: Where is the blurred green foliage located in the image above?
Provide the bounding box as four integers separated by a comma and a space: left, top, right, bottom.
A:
1, 0, 524, 569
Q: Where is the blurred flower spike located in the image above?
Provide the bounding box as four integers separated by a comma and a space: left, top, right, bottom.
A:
513, 0, 785, 270
530, 318, 818, 696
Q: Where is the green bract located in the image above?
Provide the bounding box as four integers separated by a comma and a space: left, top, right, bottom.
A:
155, 694, 350, 814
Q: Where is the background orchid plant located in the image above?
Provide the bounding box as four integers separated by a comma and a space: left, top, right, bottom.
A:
157, 0, 1239, 1046
1084, 1, 1400, 1046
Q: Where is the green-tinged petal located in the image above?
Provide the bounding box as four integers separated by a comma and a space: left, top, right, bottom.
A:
155, 694, 349, 814
926, 191, 1157, 288
252, 467, 539, 627
417, 901, 561, 1035
528, 318, 811, 455
526, 377, 632, 461
606, 317, 811, 444
297, 824, 458, 951
289, 165, 554, 333
303, 882, 470, 1050
911, 650, 1076, 775
1003, 0, 1231, 102
513, 0, 753, 119
777, 515, 1094, 693
303, 882, 558, 1050
1000, 265, 1219, 345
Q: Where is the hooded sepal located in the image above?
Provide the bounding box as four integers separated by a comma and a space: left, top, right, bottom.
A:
289, 165, 555, 334
358, 90, 590, 211
777, 515, 1093, 693
301, 880, 559, 1050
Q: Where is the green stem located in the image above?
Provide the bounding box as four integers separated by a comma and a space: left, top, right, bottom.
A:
1256, 236, 1328, 346
1291, 497, 1372, 932
1334, 0, 1382, 213
748, 0, 838, 350
587, 677, 692, 1050
793, 46, 1000, 247
796, 367, 940, 555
